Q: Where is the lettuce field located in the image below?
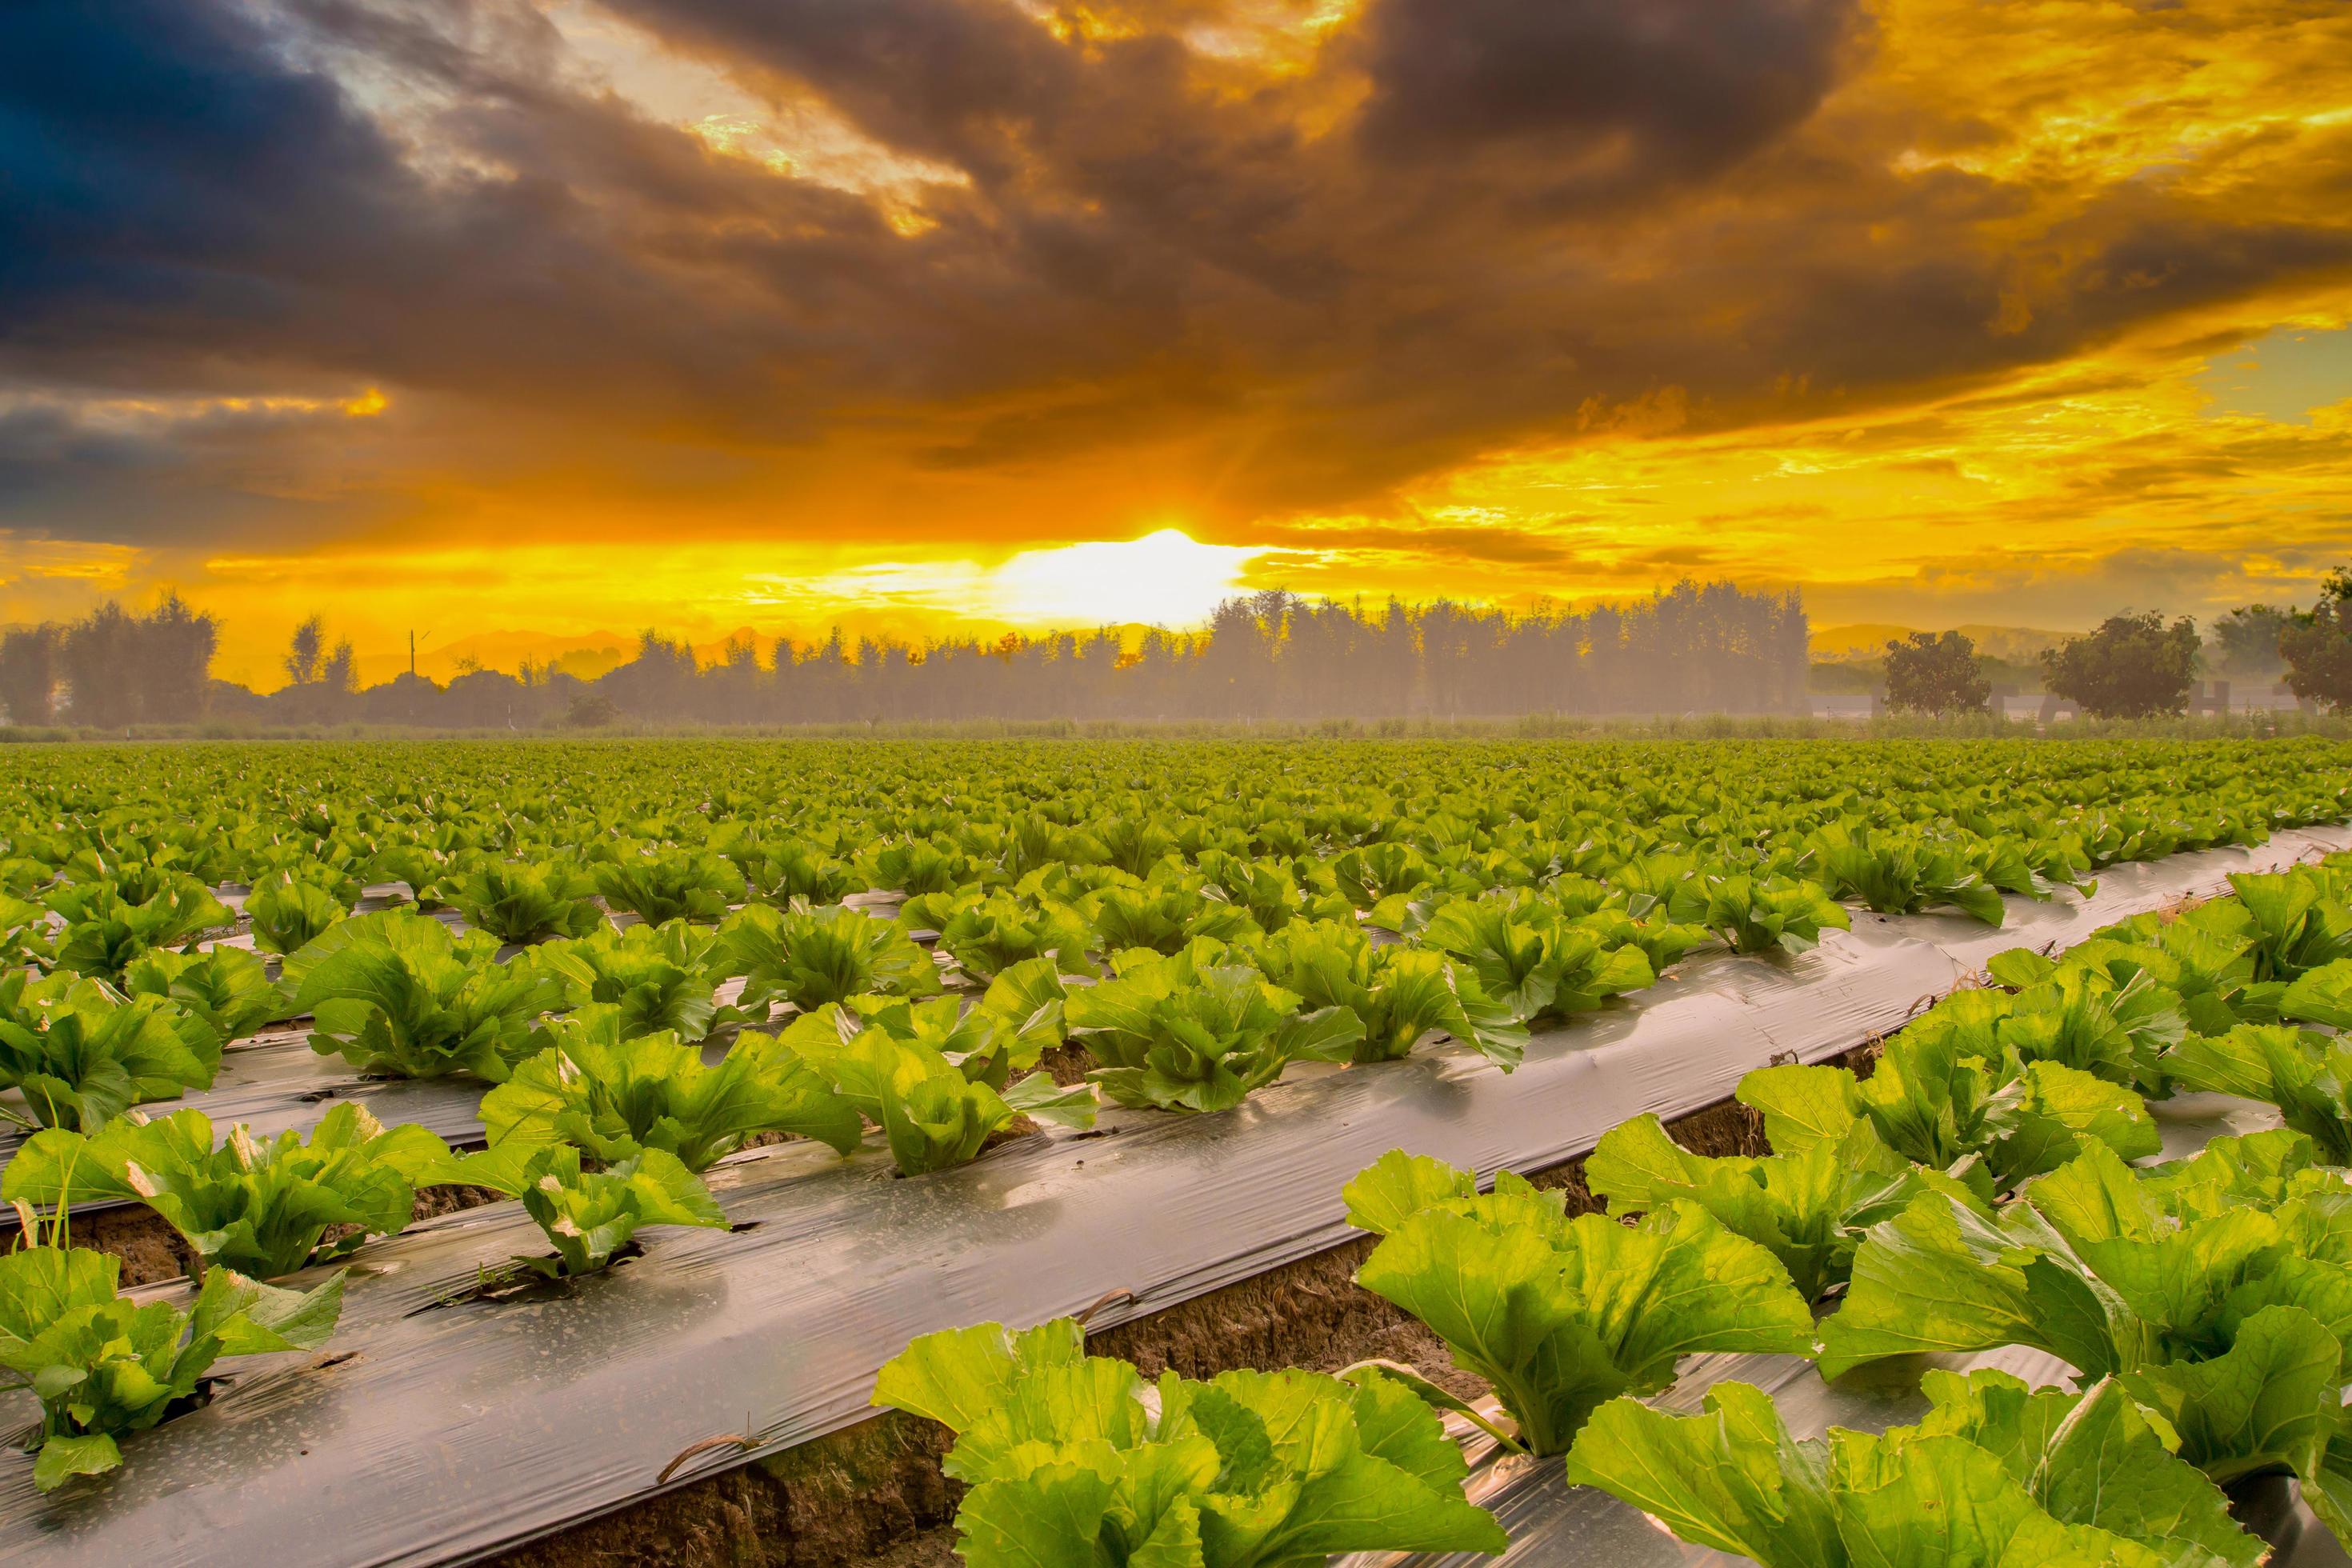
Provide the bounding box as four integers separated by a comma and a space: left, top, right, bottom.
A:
4, 736, 2352, 1566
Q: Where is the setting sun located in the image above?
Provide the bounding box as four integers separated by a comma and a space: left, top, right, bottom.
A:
990, 530, 1259, 629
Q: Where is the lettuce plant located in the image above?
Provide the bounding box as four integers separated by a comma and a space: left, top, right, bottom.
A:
1567, 906, 1716, 975
852, 838, 972, 897
241, 838, 366, 906
1963, 958, 2189, 1093
0, 971, 221, 1130
966, 956, 1079, 1069
1063, 948, 1365, 1112
771, 997, 1094, 1174
2282, 958, 2352, 1030
1819, 1135, 2352, 1526
717, 902, 942, 1014
447, 857, 606, 944
1343, 1151, 1815, 1456
0, 892, 54, 971
45, 874, 234, 982
1413, 899, 1654, 1026
1329, 841, 1439, 910
120, 945, 284, 1046
1807, 822, 2007, 925
901, 889, 1094, 982
1612, 849, 1701, 909
709, 827, 858, 905
590, 847, 745, 926
290, 910, 567, 1080
1190, 849, 1313, 933
481, 1005, 862, 1170
1247, 918, 1527, 1068
2, 1103, 452, 1278
370, 842, 455, 910
2226, 866, 2352, 983
1736, 1018, 2160, 1191
1080, 877, 1262, 957
2165, 1022, 2352, 1164
244, 874, 347, 956
1585, 1114, 1942, 1298
872, 1317, 1508, 1568
2010, 908, 2262, 1034
0, 1244, 345, 1491
1666, 873, 1851, 956
1014, 861, 1129, 909
1566, 1370, 2262, 1568
529, 918, 739, 1042
429, 1142, 726, 1276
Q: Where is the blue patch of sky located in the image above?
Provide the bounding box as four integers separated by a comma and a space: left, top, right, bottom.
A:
2198, 325, 2352, 423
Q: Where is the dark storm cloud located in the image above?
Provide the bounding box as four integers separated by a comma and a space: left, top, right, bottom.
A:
2, 0, 2349, 549
1351, 0, 1859, 196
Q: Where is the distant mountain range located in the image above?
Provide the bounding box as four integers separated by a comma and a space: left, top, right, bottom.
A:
1808, 623, 2074, 666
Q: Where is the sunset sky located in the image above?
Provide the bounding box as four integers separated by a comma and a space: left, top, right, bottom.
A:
4, 0, 2350, 687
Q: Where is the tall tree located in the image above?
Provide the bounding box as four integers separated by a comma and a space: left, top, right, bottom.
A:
59, 602, 139, 727
2041, 611, 2201, 718
134, 591, 221, 719
2209, 603, 2297, 678
0, 626, 59, 726
285, 616, 326, 686
1882, 630, 1990, 717
2279, 569, 2352, 713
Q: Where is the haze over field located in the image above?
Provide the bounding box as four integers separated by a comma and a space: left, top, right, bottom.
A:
3, 0, 2350, 688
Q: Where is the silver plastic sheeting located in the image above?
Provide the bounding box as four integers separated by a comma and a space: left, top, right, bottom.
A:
1909, 825, 2350, 973
1341, 1098, 2347, 1568
0, 833, 2342, 1566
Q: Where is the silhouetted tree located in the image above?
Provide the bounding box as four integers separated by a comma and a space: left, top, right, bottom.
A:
2280, 569, 2352, 713
2210, 603, 2297, 678
134, 592, 220, 719
30, 596, 223, 726
2042, 611, 2200, 718
322, 638, 359, 694
1884, 630, 1990, 717
0, 626, 59, 726
566, 691, 622, 728
285, 616, 326, 686
59, 602, 140, 726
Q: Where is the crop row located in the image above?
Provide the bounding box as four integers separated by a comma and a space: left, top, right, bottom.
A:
864, 850, 2352, 1567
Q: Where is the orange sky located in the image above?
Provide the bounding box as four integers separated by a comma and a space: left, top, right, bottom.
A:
3, 0, 2350, 688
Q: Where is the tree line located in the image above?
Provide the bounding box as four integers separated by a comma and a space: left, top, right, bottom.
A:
0, 579, 1810, 729
0, 594, 220, 730
1878, 571, 2352, 718
11, 570, 2349, 731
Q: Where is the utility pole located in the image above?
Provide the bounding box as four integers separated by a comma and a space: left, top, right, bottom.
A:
409, 630, 430, 678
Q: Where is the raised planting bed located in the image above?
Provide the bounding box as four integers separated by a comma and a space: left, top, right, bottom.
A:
1333, 1093, 2338, 1568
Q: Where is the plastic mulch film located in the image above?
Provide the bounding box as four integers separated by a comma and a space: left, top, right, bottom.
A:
1334, 1097, 2345, 1568
0, 832, 2344, 1565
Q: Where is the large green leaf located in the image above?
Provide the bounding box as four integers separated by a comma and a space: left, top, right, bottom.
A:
871, 1317, 1504, 1566
1352, 1161, 1812, 1454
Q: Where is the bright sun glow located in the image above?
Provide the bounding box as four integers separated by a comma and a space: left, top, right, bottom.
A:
989, 530, 1258, 627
